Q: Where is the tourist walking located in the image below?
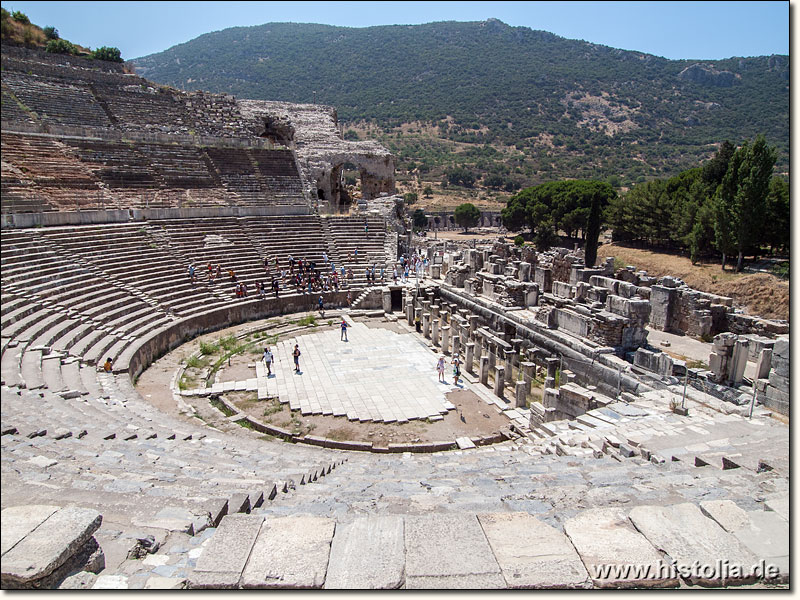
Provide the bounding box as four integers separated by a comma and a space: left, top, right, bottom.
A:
340, 318, 349, 341
318, 295, 325, 314
263, 347, 274, 376
293, 344, 301, 373
437, 356, 446, 383
452, 354, 461, 386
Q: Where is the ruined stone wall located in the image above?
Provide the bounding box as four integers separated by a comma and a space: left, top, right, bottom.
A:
237, 100, 395, 208
551, 256, 574, 283
764, 336, 789, 415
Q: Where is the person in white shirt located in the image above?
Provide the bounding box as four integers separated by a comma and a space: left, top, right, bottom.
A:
263, 347, 274, 376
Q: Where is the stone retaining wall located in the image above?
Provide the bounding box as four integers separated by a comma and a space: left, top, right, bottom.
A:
2, 205, 311, 229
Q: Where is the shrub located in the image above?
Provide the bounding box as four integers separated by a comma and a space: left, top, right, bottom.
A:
403, 192, 418, 205
219, 335, 240, 352
297, 314, 317, 327
11, 10, 30, 24
200, 341, 219, 355
43, 26, 59, 40
343, 129, 359, 141
514, 234, 525, 247
45, 39, 76, 55
91, 46, 123, 63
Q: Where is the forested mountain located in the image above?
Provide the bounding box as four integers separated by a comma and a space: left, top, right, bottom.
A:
132, 19, 789, 187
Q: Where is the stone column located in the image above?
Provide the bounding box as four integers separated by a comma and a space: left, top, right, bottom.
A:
430, 304, 440, 318
755, 348, 773, 380
452, 334, 461, 358
520, 361, 536, 399
493, 365, 505, 399
515, 380, 528, 408
468, 315, 480, 339
465, 342, 475, 374
504, 350, 515, 386
487, 343, 496, 371
729, 338, 750, 385
479, 355, 489, 386
545, 357, 559, 389
382, 289, 392, 313
441, 310, 449, 325
423, 313, 431, 338
518, 261, 531, 282
431, 265, 441, 279
432, 319, 440, 347
441, 325, 451, 355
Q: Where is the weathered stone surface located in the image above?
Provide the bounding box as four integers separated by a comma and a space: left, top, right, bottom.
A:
324, 515, 404, 589
733, 511, 789, 582
563, 507, 676, 588
91, 575, 129, 589
404, 514, 504, 589
764, 493, 789, 522
628, 503, 758, 585
1, 505, 60, 555
191, 514, 264, 589
699, 500, 750, 533
144, 576, 188, 589
478, 512, 590, 589
135, 507, 211, 535
240, 516, 335, 589
1, 506, 102, 587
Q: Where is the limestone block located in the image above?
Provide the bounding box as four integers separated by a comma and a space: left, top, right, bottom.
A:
563, 507, 676, 588
404, 514, 504, 589
479, 513, 590, 589
1, 506, 102, 588
191, 514, 264, 589
241, 516, 335, 589
1, 505, 60, 555
324, 516, 404, 589
628, 503, 758, 585
699, 500, 750, 533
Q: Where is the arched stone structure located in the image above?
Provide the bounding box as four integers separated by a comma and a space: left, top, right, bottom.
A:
238, 101, 395, 211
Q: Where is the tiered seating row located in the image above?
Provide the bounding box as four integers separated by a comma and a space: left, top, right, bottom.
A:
1, 132, 309, 213
2, 216, 389, 372
1, 47, 254, 137
2, 73, 114, 129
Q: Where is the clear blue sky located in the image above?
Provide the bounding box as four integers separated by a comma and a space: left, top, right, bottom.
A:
1, 1, 790, 61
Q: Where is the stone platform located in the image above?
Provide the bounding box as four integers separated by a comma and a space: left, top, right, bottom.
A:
266, 320, 458, 423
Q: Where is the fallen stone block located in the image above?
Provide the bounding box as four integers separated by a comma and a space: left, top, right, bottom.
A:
1, 505, 102, 589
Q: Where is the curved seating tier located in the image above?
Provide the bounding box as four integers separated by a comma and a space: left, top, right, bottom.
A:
1, 132, 310, 213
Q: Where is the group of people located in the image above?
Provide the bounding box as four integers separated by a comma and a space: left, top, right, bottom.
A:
262, 343, 303, 375
187, 247, 432, 304
437, 353, 461, 386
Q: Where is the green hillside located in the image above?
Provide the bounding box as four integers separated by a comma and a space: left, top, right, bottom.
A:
132, 19, 789, 194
